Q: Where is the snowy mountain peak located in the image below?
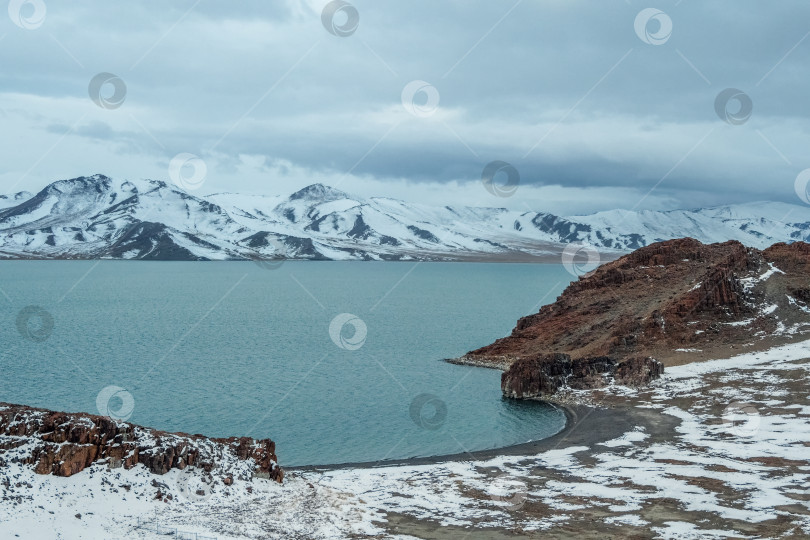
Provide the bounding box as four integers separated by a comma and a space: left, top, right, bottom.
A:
289, 183, 351, 202
46, 174, 112, 194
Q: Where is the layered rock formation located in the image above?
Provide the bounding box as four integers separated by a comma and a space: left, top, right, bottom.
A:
459, 238, 810, 397
501, 354, 664, 399
0, 403, 283, 482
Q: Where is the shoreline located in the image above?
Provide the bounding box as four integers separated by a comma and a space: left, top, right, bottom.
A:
4, 342, 809, 538
0, 257, 608, 264
287, 400, 636, 473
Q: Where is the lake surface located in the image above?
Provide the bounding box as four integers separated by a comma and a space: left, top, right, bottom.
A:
0, 261, 573, 466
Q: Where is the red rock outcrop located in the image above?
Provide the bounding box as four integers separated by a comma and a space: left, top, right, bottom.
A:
615, 356, 666, 387
764, 241, 810, 273
462, 238, 810, 378
0, 403, 283, 482
501, 354, 663, 399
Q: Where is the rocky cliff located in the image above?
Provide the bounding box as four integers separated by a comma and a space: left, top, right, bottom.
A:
458, 238, 810, 398
0, 403, 283, 483
500, 355, 665, 399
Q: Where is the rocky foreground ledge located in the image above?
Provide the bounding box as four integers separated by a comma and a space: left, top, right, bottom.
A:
454, 238, 810, 398
0, 403, 283, 483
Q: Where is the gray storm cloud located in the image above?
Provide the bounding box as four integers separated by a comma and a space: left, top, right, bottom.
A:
0, 0, 808, 214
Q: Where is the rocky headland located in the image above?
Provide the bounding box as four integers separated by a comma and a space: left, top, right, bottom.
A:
0, 402, 283, 483
452, 238, 810, 399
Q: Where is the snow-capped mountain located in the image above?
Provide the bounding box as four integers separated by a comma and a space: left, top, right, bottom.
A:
1, 174, 809, 261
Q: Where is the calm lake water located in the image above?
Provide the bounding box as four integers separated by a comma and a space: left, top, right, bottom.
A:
0, 261, 572, 466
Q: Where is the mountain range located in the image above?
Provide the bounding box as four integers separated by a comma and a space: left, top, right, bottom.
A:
0, 174, 809, 261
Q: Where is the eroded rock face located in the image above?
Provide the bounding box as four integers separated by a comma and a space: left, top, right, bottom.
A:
500, 353, 572, 398
466, 238, 810, 369
615, 357, 665, 387
0, 403, 283, 483
501, 354, 663, 399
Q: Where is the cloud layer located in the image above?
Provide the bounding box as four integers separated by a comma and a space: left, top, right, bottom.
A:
1, 0, 808, 214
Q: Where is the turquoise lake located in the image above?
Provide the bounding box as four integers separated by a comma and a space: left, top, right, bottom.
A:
0, 261, 572, 466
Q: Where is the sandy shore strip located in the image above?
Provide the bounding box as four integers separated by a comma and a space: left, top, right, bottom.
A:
2, 340, 809, 539
288, 404, 636, 474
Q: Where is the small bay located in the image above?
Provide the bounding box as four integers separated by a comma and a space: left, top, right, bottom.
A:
0, 261, 571, 466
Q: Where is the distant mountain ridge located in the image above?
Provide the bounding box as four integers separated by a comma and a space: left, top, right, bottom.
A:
0, 174, 809, 261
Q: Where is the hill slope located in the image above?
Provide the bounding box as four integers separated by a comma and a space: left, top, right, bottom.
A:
461, 238, 810, 369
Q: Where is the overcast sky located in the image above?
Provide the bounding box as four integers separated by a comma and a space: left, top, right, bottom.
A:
0, 0, 808, 215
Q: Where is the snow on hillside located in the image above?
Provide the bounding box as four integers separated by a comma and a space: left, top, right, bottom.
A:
570, 201, 810, 250
0, 175, 808, 261
0, 191, 33, 211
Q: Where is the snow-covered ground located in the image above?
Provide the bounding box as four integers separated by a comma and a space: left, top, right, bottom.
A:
2, 340, 809, 539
